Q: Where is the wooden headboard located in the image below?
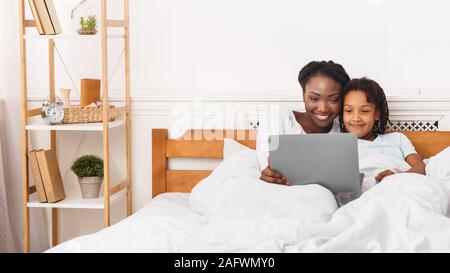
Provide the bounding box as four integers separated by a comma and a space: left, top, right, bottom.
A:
152, 129, 450, 198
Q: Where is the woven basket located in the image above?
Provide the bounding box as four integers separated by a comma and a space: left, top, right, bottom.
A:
62, 106, 120, 124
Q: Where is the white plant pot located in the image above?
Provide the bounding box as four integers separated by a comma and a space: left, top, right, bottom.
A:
78, 176, 103, 199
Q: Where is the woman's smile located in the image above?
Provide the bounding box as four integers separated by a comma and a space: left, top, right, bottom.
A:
313, 112, 332, 121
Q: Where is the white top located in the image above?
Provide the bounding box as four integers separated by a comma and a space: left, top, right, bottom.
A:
256, 106, 340, 170
357, 132, 417, 163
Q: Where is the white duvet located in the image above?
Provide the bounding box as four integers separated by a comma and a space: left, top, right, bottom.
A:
183, 173, 450, 252
48, 142, 450, 253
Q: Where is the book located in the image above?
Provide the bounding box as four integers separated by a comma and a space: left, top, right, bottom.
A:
36, 149, 65, 203
33, 0, 54, 34
33, 0, 62, 35
43, 0, 62, 34
28, 149, 47, 202
28, 0, 45, 35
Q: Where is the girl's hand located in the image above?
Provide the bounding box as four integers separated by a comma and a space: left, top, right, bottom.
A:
259, 158, 291, 186
375, 169, 396, 183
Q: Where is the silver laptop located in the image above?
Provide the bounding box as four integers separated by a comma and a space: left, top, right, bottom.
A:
269, 133, 361, 193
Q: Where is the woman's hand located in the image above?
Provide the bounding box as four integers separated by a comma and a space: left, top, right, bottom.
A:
259, 158, 291, 186
375, 169, 396, 183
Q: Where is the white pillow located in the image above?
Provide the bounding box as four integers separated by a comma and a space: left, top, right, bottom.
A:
189, 138, 260, 215
223, 138, 254, 159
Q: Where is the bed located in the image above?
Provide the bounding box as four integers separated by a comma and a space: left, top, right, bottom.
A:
47, 129, 450, 253
152, 129, 450, 197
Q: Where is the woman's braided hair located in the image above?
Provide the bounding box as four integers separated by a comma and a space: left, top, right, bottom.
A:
298, 60, 350, 92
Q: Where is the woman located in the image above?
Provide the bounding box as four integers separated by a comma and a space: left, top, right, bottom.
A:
258, 60, 350, 185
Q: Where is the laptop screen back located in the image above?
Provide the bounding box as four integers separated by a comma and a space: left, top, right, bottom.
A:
269, 133, 360, 193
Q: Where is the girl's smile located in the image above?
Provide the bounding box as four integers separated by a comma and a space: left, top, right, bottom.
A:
343, 90, 380, 141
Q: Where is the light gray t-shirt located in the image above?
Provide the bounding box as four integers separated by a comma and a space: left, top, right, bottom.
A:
358, 132, 418, 192
256, 106, 340, 170
357, 132, 417, 163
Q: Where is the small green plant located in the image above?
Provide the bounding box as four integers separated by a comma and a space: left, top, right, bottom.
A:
80, 15, 97, 30
78, 15, 97, 34
71, 155, 103, 177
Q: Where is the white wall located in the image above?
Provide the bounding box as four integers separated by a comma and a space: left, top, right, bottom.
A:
3, 0, 450, 252
132, 0, 450, 97
26, 0, 450, 99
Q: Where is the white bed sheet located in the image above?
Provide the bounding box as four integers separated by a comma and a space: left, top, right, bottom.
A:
47, 193, 203, 253
47, 143, 450, 253
47, 180, 450, 253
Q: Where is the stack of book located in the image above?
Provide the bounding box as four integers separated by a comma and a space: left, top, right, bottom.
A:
29, 149, 65, 203
28, 0, 62, 35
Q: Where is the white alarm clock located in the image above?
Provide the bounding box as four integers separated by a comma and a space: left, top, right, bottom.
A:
41, 96, 64, 124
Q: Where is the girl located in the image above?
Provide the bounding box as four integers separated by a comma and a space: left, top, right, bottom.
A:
340, 77, 450, 191
258, 60, 350, 185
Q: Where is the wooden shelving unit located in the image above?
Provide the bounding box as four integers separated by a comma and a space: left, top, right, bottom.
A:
19, 0, 132, 252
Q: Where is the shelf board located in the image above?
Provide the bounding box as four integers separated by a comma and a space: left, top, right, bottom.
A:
26, 118, 124, 131
23, 34, 124, 40
27, 188, 127, 209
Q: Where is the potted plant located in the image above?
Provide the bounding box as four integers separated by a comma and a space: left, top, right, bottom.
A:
77, 15, 98, 35
71, 155, 103, 199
